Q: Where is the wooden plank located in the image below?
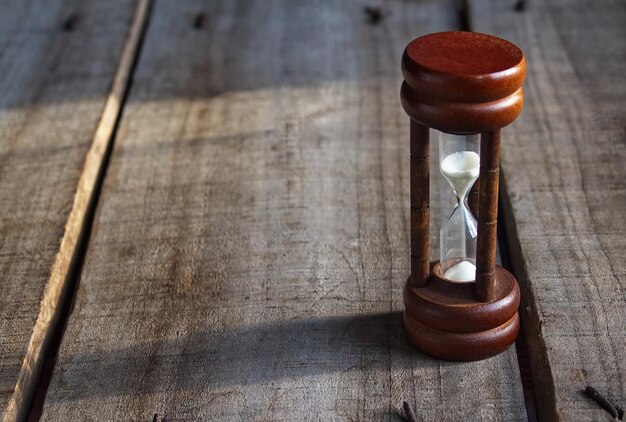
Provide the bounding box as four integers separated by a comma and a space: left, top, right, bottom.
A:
0, 0, 148, 419
469, 0, 626, 420
42, 1, 527, 420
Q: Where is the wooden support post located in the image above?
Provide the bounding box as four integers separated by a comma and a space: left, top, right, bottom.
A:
475, 130, 500, 302
410, 120, 430, 288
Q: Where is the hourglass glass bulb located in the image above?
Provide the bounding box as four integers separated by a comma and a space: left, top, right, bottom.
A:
441, 151, 480, 199
439, 132, 480, 282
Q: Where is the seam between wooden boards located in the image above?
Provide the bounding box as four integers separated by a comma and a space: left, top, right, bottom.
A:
36, 0, 527, 419
464, 1, 556, 417
462, 1, 539, 421
498, 180, 541, 422
467, 0, 626, 420
3, 1, 153, 420
500, 177, 553, 422
464, 0, 555, 413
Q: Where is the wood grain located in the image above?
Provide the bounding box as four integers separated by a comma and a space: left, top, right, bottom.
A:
470, 0, 626, 420
409, 121, 429, 288
0, 1, 141, 420
475, 130, 501, 302
42, 1, 526, 420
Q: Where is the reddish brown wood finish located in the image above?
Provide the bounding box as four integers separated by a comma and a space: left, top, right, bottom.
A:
400, 31, 525, 360
404, 310, 520, 361
402, 32, 525, 103
400, 31, 525, 134
410, 121, 430, 287
475, 131, 501, 302
405, 262, 520, 333
403, 262, 520, 361
400, 83, 523, 134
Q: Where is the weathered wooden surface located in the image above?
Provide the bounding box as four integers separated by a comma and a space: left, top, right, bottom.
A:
42, 0, 527, 420
0, 1, 140, 419
470, 0, 626, 420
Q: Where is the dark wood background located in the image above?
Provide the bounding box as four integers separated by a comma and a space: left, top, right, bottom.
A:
0, 0, 623, 420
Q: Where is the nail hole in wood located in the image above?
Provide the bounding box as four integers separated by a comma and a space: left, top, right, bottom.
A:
62, 13, 80, 32
193, 12, 206, 30
364, 6, 384, 25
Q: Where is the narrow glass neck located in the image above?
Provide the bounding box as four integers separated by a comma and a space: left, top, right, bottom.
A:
454, 192, 469, 206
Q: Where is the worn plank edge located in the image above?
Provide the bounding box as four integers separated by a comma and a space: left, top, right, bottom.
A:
3, 1, 152, 420
463, 3, 542, 420
469, 0, 626, 420
500, 174, 557, 421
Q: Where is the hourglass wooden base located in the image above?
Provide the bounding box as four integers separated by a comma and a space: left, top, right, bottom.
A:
403, 261, 521, 361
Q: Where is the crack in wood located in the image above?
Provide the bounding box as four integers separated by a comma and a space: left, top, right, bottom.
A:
5, 1, 155, 420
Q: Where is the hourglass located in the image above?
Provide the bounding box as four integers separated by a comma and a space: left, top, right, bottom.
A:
439, 132, 480, 282
401, 31, 526, 361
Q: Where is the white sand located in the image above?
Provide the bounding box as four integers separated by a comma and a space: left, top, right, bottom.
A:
443, 260, 476, 282
440, 151, 480, 198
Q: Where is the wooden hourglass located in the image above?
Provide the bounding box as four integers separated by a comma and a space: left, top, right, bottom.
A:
401, 31, 526, 361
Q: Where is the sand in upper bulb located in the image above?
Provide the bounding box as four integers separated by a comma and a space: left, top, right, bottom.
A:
440, 150, 480, 282
440, 150, 480, 199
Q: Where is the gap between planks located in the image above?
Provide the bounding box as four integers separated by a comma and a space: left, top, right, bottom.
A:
460, 1, 538, 419
13, 1, 535, 420
498, 191, 539, 422
3, 1, 153, 420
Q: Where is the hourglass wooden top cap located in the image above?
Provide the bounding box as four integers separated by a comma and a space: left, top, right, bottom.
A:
402, 31, 525, 102
401, 31, 526, 133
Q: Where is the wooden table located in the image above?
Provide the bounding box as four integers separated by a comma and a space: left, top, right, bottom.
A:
0, 0, 623, 420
